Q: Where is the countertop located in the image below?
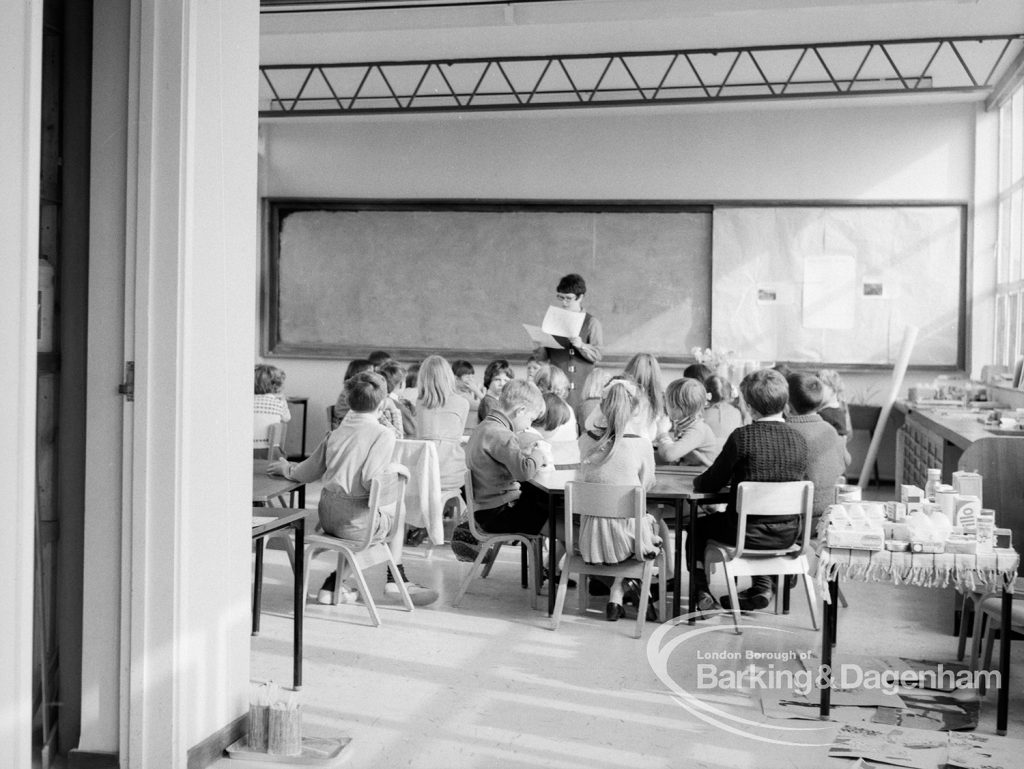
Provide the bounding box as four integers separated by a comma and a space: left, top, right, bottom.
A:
899, 401, 1024, 449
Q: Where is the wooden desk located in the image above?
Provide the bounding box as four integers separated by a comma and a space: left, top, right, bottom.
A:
252, 508, 306, 690
529, 468, 727, 618
817, 546, 1019, 733
253, 459, 306, 508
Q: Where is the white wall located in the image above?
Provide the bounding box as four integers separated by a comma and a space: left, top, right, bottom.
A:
79, 1, 259, 764
259, 97, 980, 445
0, 2, 42, 768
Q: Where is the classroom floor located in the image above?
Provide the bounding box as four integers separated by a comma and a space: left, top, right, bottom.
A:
219, 483, 1024, 769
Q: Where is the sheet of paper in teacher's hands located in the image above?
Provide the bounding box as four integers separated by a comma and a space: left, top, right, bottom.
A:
523, 324, 561, 348
541, 305, 585, 338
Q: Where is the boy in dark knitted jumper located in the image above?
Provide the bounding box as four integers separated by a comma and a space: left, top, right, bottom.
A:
691, 368, 809, 612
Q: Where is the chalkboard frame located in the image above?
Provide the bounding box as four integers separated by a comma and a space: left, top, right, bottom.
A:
261, 197, 714, 364
261, 198, 968, 371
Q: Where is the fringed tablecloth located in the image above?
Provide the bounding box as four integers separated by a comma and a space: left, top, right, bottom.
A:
815, 546, 1019, 602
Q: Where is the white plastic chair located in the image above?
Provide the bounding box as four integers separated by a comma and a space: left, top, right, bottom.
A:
253, 421, 286, 462
452, 469, 543, 609
552, 481, 666, 639
705, 481, 818, 634
301, 463, 413, 626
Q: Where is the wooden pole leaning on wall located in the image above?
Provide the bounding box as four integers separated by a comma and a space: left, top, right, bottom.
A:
857, 326, 919, 490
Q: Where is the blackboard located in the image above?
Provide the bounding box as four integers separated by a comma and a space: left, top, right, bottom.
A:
263, 200, 712, 363
711, 205, 965, 368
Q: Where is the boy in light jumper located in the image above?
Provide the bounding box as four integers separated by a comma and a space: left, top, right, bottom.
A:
691, 369, 808, 612
268, 371, 437, 605
785, 372, 850, 526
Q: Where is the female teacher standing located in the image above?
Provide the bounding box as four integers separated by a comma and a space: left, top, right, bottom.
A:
537, 273, 603, 408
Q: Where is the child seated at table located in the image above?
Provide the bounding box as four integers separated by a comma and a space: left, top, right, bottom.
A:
415, 354, 470, 491
519, 392, 580, 467
376, 360, 414, 438
332, 359, 373, 429
453, 379, 556, 562
525, 354, 542, 382
269, 371, 437, 606
815, 368, 851, 437
690, 368, 809, 612
534, 364, 579, 438
576, 367, 611, 430
578, 378, 663, 621
253, 363, 291, 455
785, 372, 850, 526
655, 378, 720, 468
684, 363, 743, 442
452, 359, 484, 421
476, 359, 513, 424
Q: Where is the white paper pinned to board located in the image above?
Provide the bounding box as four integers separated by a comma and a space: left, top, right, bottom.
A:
803, 255, 856, 329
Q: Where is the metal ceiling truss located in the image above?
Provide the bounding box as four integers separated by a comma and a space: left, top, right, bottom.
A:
260, 34, 1024, 117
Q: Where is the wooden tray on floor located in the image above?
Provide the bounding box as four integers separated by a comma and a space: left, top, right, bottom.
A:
226, 735, 352, 764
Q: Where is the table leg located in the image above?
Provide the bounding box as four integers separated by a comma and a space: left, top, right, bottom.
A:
687, 500, 698, 623
548, 492, 557, 616
252, 538, 264, 636
671, 502, 684, 620
997, 584, 1011, 735
293, 517, 304, 690
820, 578, 838, 718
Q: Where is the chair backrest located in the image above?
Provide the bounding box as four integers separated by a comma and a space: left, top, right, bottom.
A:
564, 481, 647, 561
253, 421, 286, 460
463, 468, 487, 540
734, 481, 814, 558
352, 462, 410, 551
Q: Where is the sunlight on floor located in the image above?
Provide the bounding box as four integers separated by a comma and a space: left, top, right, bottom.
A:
214, 526, 1024, 769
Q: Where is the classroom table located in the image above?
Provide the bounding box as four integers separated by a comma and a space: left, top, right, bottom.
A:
528, 468, 727, 617
816, 545, 1020, 733
253, 458, 306, 508
252, 508, 306, 690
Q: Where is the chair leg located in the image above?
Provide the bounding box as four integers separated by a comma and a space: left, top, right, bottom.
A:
550, 570, 571, 630
635, 568, 653, 639
721, 564, 742, 634
300, 548, 315, 619
385, 551, 414, 612
981, 623, 998, 696
453, 541, 493, 607
481, 543, 502, 578
970, 609, 988, 672
521, 541, 528, 589
802, 573, 819, 630
346, 559, 381, 627
956, 593, 972, 662
577, 575, 588, 614
530, 538, 543, 610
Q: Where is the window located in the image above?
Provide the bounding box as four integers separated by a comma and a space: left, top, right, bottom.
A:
995, 83, 1024, 367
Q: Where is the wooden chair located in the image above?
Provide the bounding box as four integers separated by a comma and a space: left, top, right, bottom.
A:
552, 481, 665, 639
705, 481, 818, 634
300, 463, 413, 626
452, 469, 543, 609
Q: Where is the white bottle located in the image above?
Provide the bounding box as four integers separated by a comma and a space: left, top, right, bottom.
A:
924, 468, 941, 503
